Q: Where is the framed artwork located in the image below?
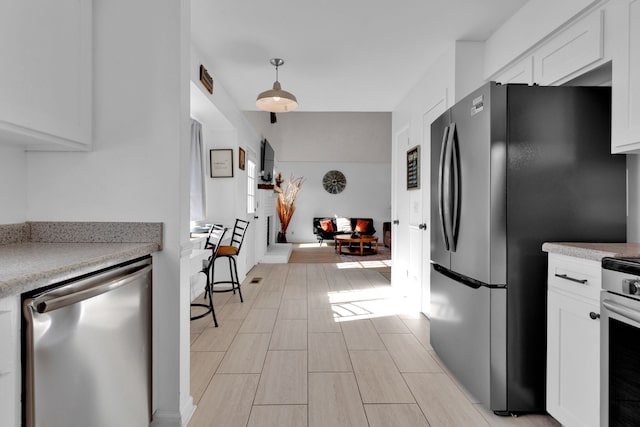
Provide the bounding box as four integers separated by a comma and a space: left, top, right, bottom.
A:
239, 147, 246, 171
407, 145, 420, 190
210, 149, 234, 178
199, 64, 213, 94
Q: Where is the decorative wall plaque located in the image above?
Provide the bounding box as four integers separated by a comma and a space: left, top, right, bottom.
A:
407, 145, 420, 190
322, 170, 346, 194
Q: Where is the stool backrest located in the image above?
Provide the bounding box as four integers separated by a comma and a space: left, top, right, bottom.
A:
229, 219, 250, 254
204, 224, 226, 251
203, 225, 227, 271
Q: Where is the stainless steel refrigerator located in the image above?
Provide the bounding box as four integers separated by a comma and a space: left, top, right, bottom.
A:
430, 82, 626, 415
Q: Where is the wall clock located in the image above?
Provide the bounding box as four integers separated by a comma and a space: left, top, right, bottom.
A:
322, 170, 346, 194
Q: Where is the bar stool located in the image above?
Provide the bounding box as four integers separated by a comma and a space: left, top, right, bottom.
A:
191, 225, 227, 327
212, 219, 250, 302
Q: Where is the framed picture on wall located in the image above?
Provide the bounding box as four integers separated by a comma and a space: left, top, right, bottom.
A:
210, 149, 234, 178
407, 145, 420, 189
239, 147, 246, 171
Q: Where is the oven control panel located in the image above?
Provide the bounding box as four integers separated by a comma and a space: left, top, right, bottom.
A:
624, 279, 640, 296
602, 257, 640, 301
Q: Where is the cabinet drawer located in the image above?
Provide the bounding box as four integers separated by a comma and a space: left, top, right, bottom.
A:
548, 253, 601, 301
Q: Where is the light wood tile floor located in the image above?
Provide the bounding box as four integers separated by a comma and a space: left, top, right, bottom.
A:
188, 263, 560, 427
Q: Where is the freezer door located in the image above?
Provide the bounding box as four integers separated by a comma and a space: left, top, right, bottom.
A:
430, 265, 491, 407
430, 108, 451, 268
448, 84, 501, 285
430, 264, 507, 412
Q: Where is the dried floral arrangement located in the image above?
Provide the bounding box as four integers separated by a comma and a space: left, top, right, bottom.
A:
274, 172, 304, 242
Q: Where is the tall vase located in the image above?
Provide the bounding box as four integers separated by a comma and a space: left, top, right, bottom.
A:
277, 231, 287, 243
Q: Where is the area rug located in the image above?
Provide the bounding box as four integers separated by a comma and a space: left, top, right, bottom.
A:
288, 242, 392, 281
289, 242, 391, 263
288, 243, 341, 263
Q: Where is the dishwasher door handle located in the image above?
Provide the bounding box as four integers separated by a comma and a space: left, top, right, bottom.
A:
32, 264, 152, 314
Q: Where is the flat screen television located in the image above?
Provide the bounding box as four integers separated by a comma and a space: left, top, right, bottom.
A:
260, 139, 275, 182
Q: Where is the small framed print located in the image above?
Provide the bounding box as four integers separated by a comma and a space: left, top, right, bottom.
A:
200, 64, 213, 94
210, 149, 234, 178
239, 147, 246, 171
407, 145, 420, 190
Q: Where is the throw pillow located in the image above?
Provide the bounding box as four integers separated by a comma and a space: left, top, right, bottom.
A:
355, 219, 370, 233
320, 219, 334, 232
335, 217, 352, 233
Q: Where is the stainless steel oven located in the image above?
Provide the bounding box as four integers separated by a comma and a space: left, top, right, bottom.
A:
601, 257, 640, 427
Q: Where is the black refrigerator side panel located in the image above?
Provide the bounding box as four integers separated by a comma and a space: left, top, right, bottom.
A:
430, 108, 452, 268
505, 85, 626, 412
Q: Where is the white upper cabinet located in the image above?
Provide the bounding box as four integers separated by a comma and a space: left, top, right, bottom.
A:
611, 0, 640, 153
492, 7, 606, 87
0, 0, 92, 150
533, 11, 604, 85
493, 56, 534, 85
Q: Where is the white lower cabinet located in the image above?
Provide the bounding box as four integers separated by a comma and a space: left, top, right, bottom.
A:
546, 254, 601, 427
0, 296, 20, 427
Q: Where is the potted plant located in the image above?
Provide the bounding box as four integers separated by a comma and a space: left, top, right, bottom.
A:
274, 173, 304, 243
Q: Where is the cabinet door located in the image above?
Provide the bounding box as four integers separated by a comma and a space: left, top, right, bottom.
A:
0, 296, 20, 427
533, 11, 604, 85
547, 290, 600, 427
612, 0, 640, 153
0, 0, 92, 150
493, 56, 533, 85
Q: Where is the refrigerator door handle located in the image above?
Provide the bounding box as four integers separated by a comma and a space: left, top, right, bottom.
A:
450, 122, 460, 252
433, 263, 483, 289
442, 123, 456, 252
438, 124, 451, 250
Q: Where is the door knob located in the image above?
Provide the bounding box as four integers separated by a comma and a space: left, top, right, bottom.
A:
589, 312, 600, 320
419, 223, 427, 230
393, 220, 399, 225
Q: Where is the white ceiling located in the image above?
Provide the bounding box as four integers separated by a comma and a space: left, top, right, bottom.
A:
191, 0, 529, 112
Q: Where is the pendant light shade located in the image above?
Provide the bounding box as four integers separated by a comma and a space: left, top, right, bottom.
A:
256, 58, 298, 113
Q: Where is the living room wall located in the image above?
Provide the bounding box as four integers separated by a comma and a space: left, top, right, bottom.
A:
244, 111, 392, 243
276, 161, 391, 242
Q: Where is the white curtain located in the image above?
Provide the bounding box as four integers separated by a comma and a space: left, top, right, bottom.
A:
190, 119, 206, 222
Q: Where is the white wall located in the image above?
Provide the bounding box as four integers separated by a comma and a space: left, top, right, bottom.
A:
244, 111, 391, 163
276, 161, 392, 242
26, 0, 191, 424
0, 145, 27, 224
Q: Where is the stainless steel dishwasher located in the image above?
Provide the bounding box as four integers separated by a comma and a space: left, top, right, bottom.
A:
22, 257, 152, 427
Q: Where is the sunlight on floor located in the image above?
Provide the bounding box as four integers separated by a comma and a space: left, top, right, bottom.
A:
298, 242, 330, 248
328, 287, 417, 323
335, 259, 392, 270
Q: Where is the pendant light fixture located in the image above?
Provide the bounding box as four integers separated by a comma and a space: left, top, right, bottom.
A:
256, 58, 298, 113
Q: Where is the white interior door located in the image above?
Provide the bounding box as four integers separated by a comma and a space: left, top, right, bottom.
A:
391, 127, 411, 296
245, 148, 258, 269
420, 98, 447, 316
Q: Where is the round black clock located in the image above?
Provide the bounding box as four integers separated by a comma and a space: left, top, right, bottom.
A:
322, 170, 346, 194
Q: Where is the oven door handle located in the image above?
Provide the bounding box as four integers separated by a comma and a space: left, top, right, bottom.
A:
603, 299, 640, 324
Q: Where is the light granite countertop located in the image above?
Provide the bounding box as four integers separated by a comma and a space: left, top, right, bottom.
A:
0, 222, 163, 298
542, 242, 640, 262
